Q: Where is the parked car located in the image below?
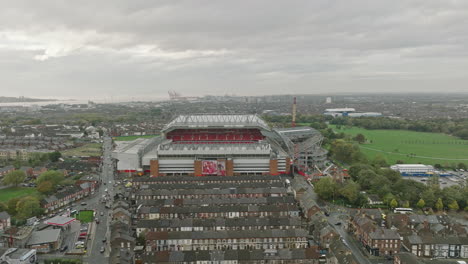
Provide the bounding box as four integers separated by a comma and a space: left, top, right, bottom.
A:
335, 222, 342, 226
75, 241, 85, 245
60, 245, 68, 252
100, 246, 105, 253
81, 202, 87, 206
79, 232, 87, 236
76, 244, 85, 249
102, 238, 107, 243
95, 218, 100, 224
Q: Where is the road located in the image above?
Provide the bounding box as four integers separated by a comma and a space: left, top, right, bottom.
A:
328, 210, 371, 264
87, 136, 115, 263
295, 174, 371, 264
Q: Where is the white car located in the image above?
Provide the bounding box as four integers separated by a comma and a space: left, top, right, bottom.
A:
75, 241, 85, 245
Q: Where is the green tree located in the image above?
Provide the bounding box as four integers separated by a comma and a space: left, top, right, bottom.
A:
7, 197, 20, 215
353, 133, 366, 144
339, 181, 360, 204
315, 177, 338, 200
402, 201, 410, 208
2, 170, 26, 186
36, 170, 64, 187
372, 155, 388, 168
435, 198, 444, 211
37, 181, 54, 194
421, 189, 436, 208
448, 200, 459, 211
48, 151, 62, 162
417, 199, 426, 209
0, 202, 7, 212
390, 199, 398, 208
458, 163, 467, 171
16, 196, 42, 219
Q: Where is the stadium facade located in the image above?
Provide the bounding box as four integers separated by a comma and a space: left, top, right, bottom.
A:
113, 114, 327, 176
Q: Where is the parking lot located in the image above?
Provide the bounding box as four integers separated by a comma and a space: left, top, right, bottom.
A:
406, 171, 468, 188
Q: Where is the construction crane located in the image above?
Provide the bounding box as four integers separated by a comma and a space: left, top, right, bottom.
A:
291, 97, 297, 127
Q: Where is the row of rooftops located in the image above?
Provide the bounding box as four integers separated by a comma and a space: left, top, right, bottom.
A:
137, 217, 302, 229
132, 175, 284, 183
141, 181, 284, 190
138, 204, 299, 214
146, 229, 308, 240
135, 186, 287, 196
140, 248, 320, 263
137, 196, 296, 207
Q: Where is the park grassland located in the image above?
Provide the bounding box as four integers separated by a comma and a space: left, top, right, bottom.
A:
62, 143, 102, 157
330, 125, 468, 166
113, 135, 159, 141
72, 210, 94, 223
0, 187, 39, 202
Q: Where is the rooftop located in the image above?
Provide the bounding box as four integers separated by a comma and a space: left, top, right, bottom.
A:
27, 229, 61, 245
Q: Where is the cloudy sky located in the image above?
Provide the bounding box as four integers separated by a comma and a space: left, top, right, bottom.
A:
1, 0, 468, 100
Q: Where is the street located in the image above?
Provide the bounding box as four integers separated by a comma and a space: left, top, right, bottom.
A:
297, 174, 371, 264
87, 135, 115, 263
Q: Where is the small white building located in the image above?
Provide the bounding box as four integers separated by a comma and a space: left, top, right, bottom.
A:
390, 164, 435, 176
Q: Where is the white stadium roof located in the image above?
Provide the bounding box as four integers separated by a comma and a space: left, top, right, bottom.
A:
162, 114, 270, 132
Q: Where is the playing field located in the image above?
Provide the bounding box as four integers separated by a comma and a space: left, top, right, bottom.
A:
113, 135, 159, 141
73, 210, 94, 223
62, 143, 102, 157
0, 187, 39, 202
331, 125, 468, 165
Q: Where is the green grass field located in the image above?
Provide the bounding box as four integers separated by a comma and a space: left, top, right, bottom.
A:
113, 135, 159, 141
62, 143, 102, 157
0, 187, 39, 202
331, 125, 468, 165
73, 210, 94, 223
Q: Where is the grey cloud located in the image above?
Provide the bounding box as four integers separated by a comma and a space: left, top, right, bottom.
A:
0, 0, 468, 98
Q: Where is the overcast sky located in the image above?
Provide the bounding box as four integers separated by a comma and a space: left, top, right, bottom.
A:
1, 0, 468, 100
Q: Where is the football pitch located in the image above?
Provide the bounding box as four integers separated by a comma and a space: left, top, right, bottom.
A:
331, 125, 468, 166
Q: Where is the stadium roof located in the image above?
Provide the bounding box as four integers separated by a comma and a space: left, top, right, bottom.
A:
162, 114, 270, 132
275, 127, 320, 139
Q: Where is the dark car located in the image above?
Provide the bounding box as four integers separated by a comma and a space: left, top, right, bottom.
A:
60, 245, 68, 252
335, 222, 342, 226
102, 238, 107, 243
100, 246, 105, 253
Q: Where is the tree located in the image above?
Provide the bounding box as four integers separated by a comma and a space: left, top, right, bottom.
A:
339, 181, 360, 204
458, 163, 467, 171
2, 170, 26, 187
48, 151, 62, 162
0, 202, 7, 212
353, 133, 366, 144
421, 189, 436, 208
36, 171, 64, 187
402, 201, 410, 208
315, 177, 338, 200
390, 199, 398, 209
372, 155, 388, 168
417, 199, 426, 209
7, 197, 20, 215
37, 181, 54, 194
448, 200, 459, 211
16, 196, 42, 219
435, 198, 444, 211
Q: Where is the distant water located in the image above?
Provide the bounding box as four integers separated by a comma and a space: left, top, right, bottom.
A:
0, 97, 167, 107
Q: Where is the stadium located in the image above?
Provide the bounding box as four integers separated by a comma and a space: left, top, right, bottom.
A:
113, 114, 327, 176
